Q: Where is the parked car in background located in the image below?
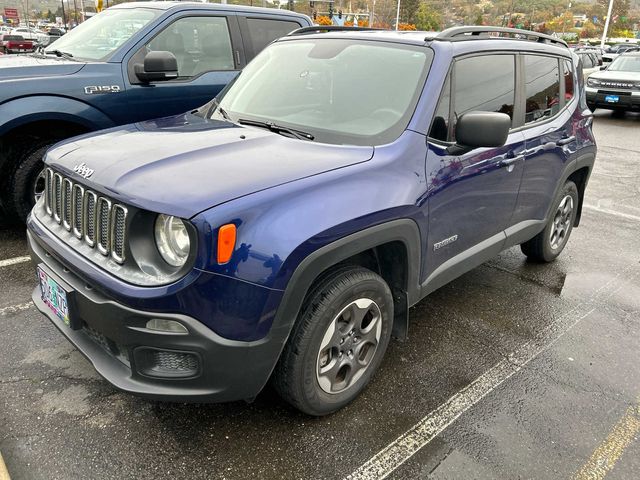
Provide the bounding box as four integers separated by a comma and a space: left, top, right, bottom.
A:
11, 26, 48, 46
586, 51, 640, 112
0, 34, 34, 53
27, 26, 596, 416
0, 1, 312, 221
576, 50, 601, 79
46, 27, 65, 45
574, 46, 603, 65
603, 45, 640, 65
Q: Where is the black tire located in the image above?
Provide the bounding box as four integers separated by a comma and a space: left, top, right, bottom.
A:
273, 266, 393, 416
521, 180, 579, 263
4, 138, 56, 222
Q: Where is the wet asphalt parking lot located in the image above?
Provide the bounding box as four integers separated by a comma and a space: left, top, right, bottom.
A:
1, 111, 639, 480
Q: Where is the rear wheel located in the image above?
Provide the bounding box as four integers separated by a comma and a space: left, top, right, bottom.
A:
521, 180, 579, 262
273, 266, 393, 416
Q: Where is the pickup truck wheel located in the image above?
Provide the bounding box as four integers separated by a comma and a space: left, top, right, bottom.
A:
6, 139, 55, 222
521, 180, 579, 262
273, 266, 393, 416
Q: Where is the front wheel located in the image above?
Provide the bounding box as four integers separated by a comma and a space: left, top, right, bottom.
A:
521, 180, 579, 262
273, 266, 393, 416
5, 139, 56, 222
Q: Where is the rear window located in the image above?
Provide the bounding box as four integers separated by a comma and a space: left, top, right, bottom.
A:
3, 35, 24, 41
524, 55, 560, 124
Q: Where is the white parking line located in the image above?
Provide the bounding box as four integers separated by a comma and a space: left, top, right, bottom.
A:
0, 256, 31, 268
583, 204, 640, 223
345, 270, 633, 480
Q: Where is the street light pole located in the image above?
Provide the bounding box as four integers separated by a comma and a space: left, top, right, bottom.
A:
395, 0, 400, 31
600, 0, 614, 49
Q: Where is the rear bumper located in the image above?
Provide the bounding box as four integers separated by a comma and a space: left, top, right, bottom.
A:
586, 88, 640, 110
28, 229, 286, 403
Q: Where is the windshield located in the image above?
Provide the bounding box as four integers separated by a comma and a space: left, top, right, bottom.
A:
608, 55, 640, 72
213, 39, 433, 146
44, 7, 161, 61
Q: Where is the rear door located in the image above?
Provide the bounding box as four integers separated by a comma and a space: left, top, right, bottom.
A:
424, 53, 525, 289
120, 12, 244, 124
511, 54, 578, 226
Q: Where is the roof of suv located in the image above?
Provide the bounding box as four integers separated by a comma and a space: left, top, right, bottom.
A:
283, 26, 571, 57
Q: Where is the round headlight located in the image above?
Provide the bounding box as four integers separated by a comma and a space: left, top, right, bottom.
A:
154, 214, 190, 267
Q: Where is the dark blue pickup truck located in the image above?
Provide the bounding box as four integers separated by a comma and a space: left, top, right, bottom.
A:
0, 2, 311, 220
28, 26, 596, 415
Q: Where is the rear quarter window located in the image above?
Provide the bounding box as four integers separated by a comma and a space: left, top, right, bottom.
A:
524, 55, 560, 124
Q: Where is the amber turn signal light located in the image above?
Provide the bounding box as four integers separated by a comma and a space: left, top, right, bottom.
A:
217, 224, 236, 264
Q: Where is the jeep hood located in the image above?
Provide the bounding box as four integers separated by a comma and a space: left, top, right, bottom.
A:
46, 113, 374, 218
0, 54, 85, 80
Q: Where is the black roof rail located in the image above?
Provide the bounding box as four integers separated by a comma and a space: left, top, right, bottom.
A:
429, 26, 568, 48
288, 26, 381, 36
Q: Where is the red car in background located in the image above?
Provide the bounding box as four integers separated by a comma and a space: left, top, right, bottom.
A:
0, 34, 34, 54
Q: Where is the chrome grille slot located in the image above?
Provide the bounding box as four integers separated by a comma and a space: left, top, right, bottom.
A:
96, 197, 112, 256
45, 168, 53, 215
53, 173, 63, 223
62, 178, 73, 231
84, 191, 97, 247
40, 169, 128, 264
72, 184, 84, 239
111, 205, 127, 263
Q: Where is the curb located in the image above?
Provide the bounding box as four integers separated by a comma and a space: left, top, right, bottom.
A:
0, 453, 10, 480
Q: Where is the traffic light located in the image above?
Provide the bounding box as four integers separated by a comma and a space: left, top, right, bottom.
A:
338, 10, 342, 19
313, 11, 317, 20
328, 1, 334, 18
309, 1, 314, 8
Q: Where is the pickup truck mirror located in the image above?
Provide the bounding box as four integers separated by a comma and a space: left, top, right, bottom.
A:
134, 51, 178, 83
449, 111, 511, 153
600, 65, 608, 70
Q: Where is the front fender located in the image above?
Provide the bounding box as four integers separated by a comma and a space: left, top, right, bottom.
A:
0, 95, 115, 136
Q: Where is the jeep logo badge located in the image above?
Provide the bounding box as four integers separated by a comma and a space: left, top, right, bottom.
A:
73, 163, 95, 179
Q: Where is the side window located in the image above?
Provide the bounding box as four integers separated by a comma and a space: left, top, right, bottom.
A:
147, 16, 234, 79
524, 55, 560, 124
563, 60, 574, 101
452, 54, 516, 141
429, 72, 451, 142
245, 18, 302, 54
582, 53, 594, 69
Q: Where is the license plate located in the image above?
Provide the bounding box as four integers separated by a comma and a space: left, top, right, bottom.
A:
605, 95, 620, 103
38, 266, 70, 326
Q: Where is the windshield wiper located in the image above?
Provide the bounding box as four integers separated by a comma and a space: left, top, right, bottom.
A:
238, 119, 315, 141
45, 49, 75, 60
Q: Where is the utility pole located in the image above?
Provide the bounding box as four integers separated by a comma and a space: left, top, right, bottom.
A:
600, 0, 614, 49
395, 0, 400, 31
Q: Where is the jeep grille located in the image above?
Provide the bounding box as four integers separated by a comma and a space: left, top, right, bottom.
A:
43, 168, 128, 264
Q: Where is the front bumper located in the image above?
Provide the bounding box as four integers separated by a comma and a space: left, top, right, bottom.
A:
28, 229, 287, 403
586, 87, 640, 110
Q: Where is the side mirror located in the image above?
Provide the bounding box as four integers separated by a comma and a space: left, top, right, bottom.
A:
135, 51, 178, 83
451, 111, 511, 152
600, 65, 608, 70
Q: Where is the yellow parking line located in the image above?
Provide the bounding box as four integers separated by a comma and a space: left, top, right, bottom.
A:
0, 452, 11, 480
573, 399, 640, 480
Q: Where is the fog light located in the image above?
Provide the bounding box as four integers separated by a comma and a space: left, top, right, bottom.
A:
145, 318, 188, 334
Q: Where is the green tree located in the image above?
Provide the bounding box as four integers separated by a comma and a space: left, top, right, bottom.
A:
415, 3, 442, 31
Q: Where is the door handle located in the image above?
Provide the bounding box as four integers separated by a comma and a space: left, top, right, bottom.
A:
556, 135, 576, 146
499, 155, 524, 168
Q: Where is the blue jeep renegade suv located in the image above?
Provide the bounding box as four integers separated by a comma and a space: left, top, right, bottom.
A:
27, 26, 597, 415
